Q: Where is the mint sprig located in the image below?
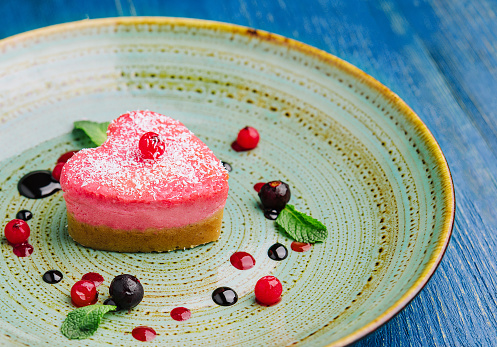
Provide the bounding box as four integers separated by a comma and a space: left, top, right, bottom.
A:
61, 304, 116, 340
276, 204, 328, 243
74, 120, 110, 147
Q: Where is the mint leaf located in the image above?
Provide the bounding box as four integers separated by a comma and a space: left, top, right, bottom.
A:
73, 120, 110, 147
61, 304, 116, 340
276, 204, 328, 243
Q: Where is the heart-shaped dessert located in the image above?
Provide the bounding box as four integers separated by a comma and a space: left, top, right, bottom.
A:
60, 110, 229, 252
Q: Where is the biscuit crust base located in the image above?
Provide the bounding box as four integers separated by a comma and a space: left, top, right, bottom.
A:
66, 209, 224, 252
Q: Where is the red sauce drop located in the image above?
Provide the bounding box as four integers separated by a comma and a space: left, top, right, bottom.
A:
253, 182, 265, 192
81, 272, 104, 287
170, 307, 191, 321
291, 242, 312, 252
132, 326, 157, 342
13, 242, 34, 257
230, 252, 256, 270
57, 150, 78, 163
231, 141, 249, 152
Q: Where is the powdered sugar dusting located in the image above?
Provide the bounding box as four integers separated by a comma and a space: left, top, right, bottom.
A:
61, 110, 229, 203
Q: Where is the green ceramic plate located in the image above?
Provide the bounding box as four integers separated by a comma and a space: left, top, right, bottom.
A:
0, 18, 454, 346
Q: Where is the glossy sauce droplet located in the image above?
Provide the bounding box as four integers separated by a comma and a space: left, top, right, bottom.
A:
170, 307, 191, 321
15, 210, 33, 221
57, 150, 78, 163
231, 141, 249, 152
13, 242, 34, 257
42, 270, 63, 284
230, 252, 256, 270
221, 161, 232, 172
18, 170, 61, 199
253, 182, 265, 192
212, 287, 238, 306
82, 272, 104, 287
291, 242, 312, 252
264, 209, 279, 220
132, 326, 157, 342
268, 243, 288, 261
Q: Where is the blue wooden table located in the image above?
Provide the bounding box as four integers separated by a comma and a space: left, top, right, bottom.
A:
2, 0, 496, 345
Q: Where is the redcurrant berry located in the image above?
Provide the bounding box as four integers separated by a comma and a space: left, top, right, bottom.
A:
52, 162, 65, 182
139, 132, 165, 160
4, 219, 30, 245
254, 276, 282, 306
71, 280, 98, 307
236, 126, 260, 150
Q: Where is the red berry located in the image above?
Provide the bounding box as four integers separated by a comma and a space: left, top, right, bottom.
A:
71, 280, 98, 307
57, 150, 78, 163
139, 132, 165, 160
52, 162, 65, 181
236, 126, 260, 150
254, 276, 282, 306
4, 219, 30, 245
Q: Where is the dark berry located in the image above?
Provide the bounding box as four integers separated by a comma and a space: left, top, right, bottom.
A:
71, 280, 98, 307
254, 276, 282, 306
42, 270, 63, 284
15, 210, 33, 221
264, 209, 279, 220
4, 219, 30, 245
57, 150, 78, 163
268, 243, 288, 261
258, 181, 291, 211
139, 132, 165, 160
212, 287, 238, 306
51, 162, 65, 182
109, 274, 144, 310
236, 126, 259, 150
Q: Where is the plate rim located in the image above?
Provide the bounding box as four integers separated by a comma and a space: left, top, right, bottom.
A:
0, 16, 455, 347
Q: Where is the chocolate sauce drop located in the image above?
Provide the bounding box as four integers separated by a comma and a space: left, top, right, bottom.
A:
221, 161, 232, 172
18, 170, 61, 199
16, 209, 33, 221
264, 209, 279, 220
42, 270, 63, 284
268, 243, 288, 261
212, 287, 238, 306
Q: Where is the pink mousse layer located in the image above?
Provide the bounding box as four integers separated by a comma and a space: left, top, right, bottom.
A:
60, 110, 229, 230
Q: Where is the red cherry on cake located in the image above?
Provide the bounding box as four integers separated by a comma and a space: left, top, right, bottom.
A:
139, 132, 165, 160
4, 219, 30, 245
71, 280, 98, 307
236, 126, 260, 150
255, 275, 283, 306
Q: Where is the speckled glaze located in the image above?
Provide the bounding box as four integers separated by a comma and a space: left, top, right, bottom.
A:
0, 18, 454, 347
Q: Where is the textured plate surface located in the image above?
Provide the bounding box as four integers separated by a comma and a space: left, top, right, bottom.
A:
0, 18, 454, 346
